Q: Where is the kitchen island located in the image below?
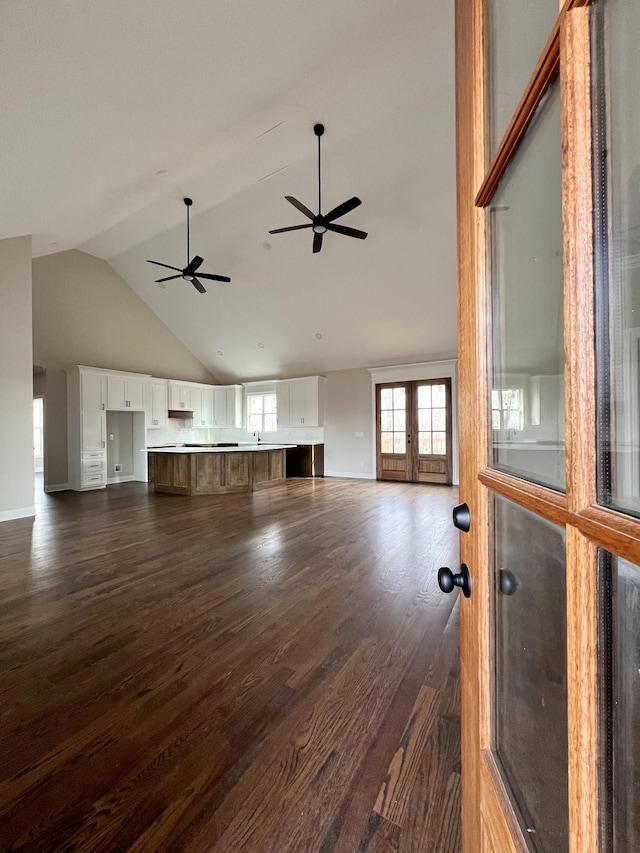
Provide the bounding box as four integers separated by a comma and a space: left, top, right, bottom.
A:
149, 444, 295, 496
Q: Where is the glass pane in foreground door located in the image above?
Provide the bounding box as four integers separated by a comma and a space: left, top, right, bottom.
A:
600, 551, 640, 851
593, 0, 640, 518
494, 496, 568, 852
489, 82, 565, 491
487, 0, 559, 155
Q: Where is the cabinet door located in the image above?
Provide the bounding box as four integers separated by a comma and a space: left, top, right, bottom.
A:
276, 382, 291, 428
191, 388, 204, 426
225, 387, 239, 427
127, 377, 145, 411
152, 383, 168, 427
107, 376, 127, 409
170, 385, 191, 410
213, 388, 228, 426
82, 412, 105, 452
289, 378, 319, 426
81, 371, 106, 412
201, 388, 214, 427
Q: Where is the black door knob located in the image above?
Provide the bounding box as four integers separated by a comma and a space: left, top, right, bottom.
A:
453, 502, 470, 532
438, 563, 472, 598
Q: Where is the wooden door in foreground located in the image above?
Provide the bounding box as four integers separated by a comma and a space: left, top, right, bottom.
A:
455, 0, 640, 851
376, 380, 453, 484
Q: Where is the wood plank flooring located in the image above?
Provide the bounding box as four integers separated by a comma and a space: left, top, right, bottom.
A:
0, 477, 461, 852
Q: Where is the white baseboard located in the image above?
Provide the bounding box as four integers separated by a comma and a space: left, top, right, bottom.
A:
44, 483, 69, 493
0, 505, 36, 523
107, 475, 135, 485
324, 471, 376, 480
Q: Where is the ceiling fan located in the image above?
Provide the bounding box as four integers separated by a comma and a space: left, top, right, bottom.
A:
147, 198, 230, 294
269, 123, 368, 254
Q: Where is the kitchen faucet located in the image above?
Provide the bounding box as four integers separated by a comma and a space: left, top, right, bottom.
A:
253, 430, 261, 443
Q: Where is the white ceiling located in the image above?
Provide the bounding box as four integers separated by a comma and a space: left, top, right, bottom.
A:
3, 0, 457, 382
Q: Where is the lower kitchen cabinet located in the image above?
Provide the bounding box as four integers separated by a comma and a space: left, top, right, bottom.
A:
286, 444, 324, 477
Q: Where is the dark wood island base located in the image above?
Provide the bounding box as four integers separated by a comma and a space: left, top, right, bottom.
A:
154, 449, 286, 495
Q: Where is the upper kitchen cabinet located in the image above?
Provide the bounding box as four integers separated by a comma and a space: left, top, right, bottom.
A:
277, 376, 325, 427
81, 369, 107, 413
144, 379, 169, 428
169, 382, 193, 411
191, 386, 214, 428
213, 386, 243, 428
107, 373, 145, 411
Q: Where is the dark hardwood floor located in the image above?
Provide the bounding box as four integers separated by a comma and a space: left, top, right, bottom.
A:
0, 477, 461, 852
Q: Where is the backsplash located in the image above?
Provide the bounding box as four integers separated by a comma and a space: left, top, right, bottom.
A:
146, 422, 324, 446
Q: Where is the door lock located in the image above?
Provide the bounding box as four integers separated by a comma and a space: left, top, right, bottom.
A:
438, 563, 472, 598
453, 502, 470, 532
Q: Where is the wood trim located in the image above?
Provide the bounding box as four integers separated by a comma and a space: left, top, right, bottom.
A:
479, 752, 529, 853
475, 0, 590, 208
565, 525, 600, 853
479, 467, 570, 526
455, 0, 483, 847
561, 6, 597, 515
576, 505, 640, 565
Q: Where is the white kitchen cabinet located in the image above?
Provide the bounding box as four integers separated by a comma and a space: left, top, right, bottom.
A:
81, 370, 106, 413
107, 374, 145, 410
82, 411, 106, 452
144, 380, 168, 428
67, 366, 152, 491
200, 387, 214, 427
169, 383, 193, 411
67, 366, 108, 490
277, 376, 324, 427
212, 385, 242, 427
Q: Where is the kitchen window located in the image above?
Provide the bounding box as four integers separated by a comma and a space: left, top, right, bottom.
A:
247, 393, 277, 433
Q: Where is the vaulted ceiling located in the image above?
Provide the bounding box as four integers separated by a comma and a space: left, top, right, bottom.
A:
3, 0, 457, 382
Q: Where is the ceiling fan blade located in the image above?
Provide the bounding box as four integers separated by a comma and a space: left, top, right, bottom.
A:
269, 224, 313, 234
185, 255, 204, 275
155, 274, 182, 283
327, 223, 368, 240
313, 232, 323, 253
192, 278, 207, 294
197, 273, 231, 282
147, 260, 182, 272
324, 196, 362, 223
285, 196, 316, 220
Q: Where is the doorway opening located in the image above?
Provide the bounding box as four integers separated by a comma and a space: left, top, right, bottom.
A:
33, 397, 44, 489
375, 378, 453, 483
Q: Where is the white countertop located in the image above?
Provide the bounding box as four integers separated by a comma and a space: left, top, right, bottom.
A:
147, 444, 296, 453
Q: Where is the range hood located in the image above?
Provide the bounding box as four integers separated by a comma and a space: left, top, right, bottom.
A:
168, 409, 194, 419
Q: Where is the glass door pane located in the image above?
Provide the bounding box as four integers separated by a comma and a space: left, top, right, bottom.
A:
488, 0, 559, 154
600, 552, 640, 850
593, 0, 640, 517
494, 495, 568, 852
490, 82, 566, 491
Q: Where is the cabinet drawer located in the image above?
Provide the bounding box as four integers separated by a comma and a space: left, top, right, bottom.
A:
82, 450, 106, 461
82, 459, 105, 474
81, 471, 106, 488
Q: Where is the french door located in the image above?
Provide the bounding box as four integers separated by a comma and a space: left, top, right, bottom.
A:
375, 379, 452, 484
455, 0, 640, 851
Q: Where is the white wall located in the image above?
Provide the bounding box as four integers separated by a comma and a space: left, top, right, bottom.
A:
32, 249, 217, 489
324, 369, 375, 478
0, 236, 35, 521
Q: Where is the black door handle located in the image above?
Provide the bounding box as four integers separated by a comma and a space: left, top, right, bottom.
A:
438, 563, 472, 598
453, 502, 470, 532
